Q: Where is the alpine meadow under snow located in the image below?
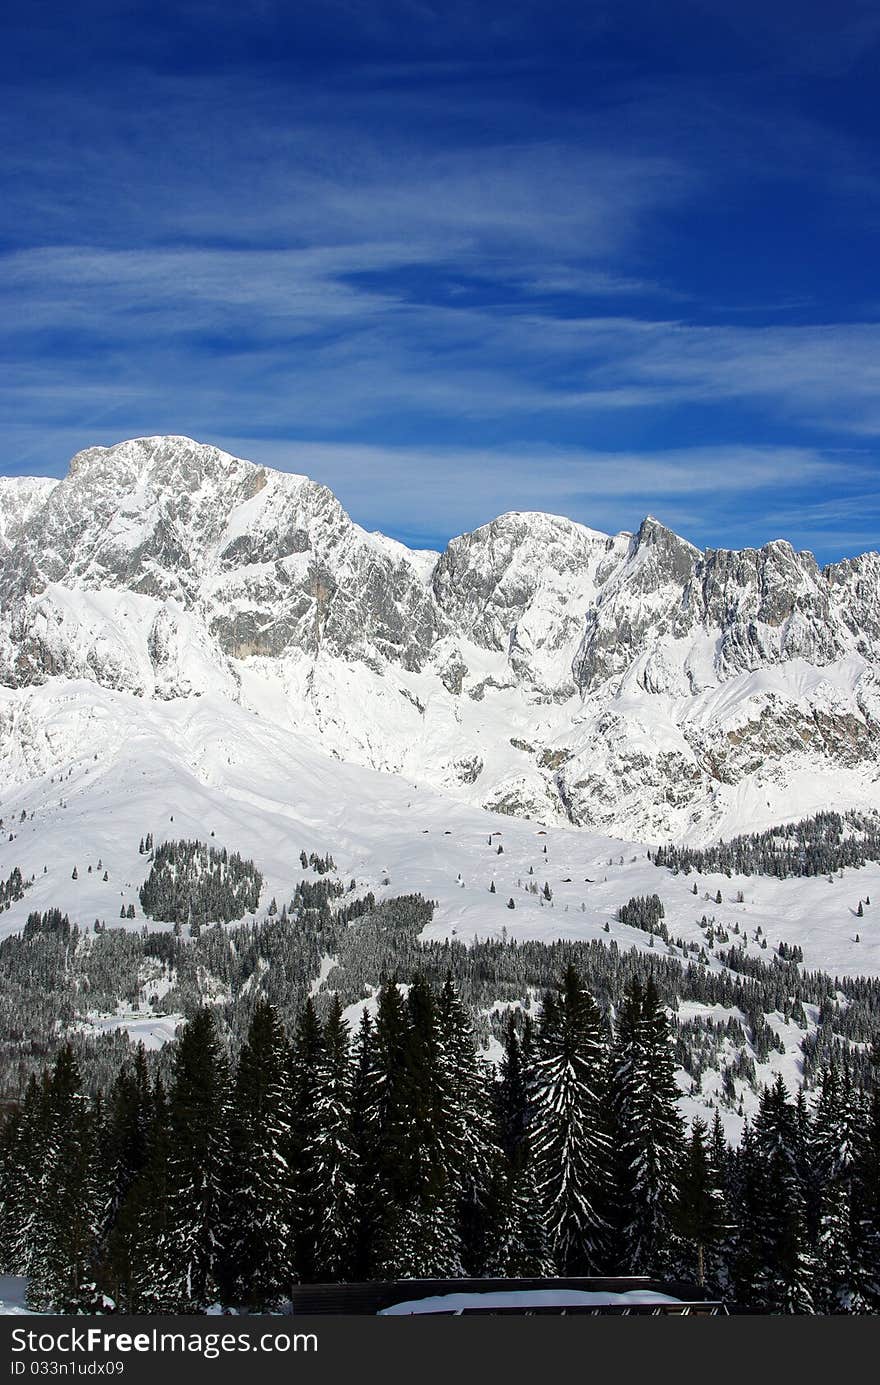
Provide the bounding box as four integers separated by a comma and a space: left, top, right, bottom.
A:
2, 435, 880, 1313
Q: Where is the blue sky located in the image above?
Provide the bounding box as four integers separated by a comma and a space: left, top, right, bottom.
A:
2, 0, 879, 559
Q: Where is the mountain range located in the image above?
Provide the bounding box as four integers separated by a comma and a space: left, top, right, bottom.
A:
1, 434, 878, 842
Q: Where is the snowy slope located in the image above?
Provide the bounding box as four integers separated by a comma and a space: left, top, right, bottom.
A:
2, 680, 878, 979
3, 679, 880, 1144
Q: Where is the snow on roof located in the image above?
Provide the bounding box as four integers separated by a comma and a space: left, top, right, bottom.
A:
379, 1288, 683, 1315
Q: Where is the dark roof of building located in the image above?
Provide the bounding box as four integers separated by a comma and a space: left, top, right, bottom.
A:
289, 1276, 727, 1315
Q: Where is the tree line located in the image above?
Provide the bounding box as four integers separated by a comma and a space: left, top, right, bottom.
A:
652, 809, 880, 879
4, 885, 880, 1106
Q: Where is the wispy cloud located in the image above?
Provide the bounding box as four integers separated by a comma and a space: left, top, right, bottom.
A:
2, 2, 880, 564
4, 244, 880, 440
199, 436, 875, 555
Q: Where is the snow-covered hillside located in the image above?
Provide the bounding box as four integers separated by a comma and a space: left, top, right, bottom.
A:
1, 435, 879, 842
1, 680, 879, 1139
2, 681, 877, 978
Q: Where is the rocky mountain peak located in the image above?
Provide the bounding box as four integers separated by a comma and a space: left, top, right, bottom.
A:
66, 434, 272, 492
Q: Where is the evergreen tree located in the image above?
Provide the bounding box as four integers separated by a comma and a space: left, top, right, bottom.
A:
0, 1076, 45, 1278
221, 1001, 294, 1309
730, 1119, 764, 1306
750, 1075, 814, 1313
347, 1008, 384, 1280
305, 997, 355, 1282
287, 998, 327, 1284
436, 977, 496, 1272
495, 1012, 529, 1165
610, 977, 684, 1275
26, 1048, 103, 1312
100, 1072, 169, 1313
485, 1013, 552, 1276
708, 1110, 737, 1287
141, 1009, 230, 1312
674, 1117, 724, 1288
359, 979, 459, 1277
391, 977, 462, 1277
94, 1046, 152, 1305
803, 1063, 859, 1312
0, 1105, 24, 1272
530, 965, 610, 1273
847, 1076, 880, 1312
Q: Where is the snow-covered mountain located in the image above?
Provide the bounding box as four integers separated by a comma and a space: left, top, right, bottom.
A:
1, 434, 879, 841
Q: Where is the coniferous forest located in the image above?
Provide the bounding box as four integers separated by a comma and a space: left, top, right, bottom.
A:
1, 966, 879, 1314
652, 810, 880, 880
2, 818, 880, 1315
138, 839, 263, 925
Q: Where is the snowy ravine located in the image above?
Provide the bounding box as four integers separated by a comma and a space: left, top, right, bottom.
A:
1, 435, 880, 1142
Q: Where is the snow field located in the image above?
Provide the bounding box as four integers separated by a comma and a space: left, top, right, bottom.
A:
1, 680, 878, 1139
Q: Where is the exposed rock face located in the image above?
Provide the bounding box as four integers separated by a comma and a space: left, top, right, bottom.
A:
0, 477, 59, 559
433, 511, 619, 696
0, 436, 439, 687
1, 434, 879, 841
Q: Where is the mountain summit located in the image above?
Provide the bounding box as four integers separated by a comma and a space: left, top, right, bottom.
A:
1, 435, 878, 840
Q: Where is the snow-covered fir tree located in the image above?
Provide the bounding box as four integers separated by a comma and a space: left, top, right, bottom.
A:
436, 976, 497, 1272
302, 996, 355, 1282
610, 976, 684, 1275
94, 1045, 153, 1310
385, 977, 462, 1278
485, 1013, 553, 1276
673, 1116, 725, 1289
750, 1074, 815, 1314
221, 1000, 294, 1309
26, 1048, 103, 1312
140, 1009, 231, 1312
346, 1008, 384, 1281
530, 964, 610, 1273
287, 997, 326, 1284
